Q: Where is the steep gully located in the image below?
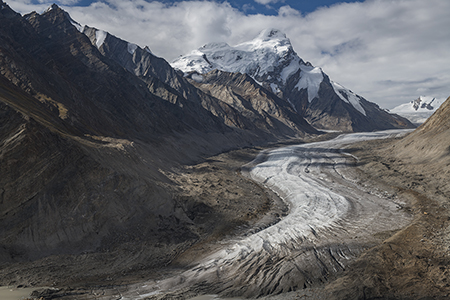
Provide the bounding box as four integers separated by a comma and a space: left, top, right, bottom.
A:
66, 130, 414, 299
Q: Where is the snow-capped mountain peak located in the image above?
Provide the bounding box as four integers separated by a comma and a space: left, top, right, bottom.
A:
390, 96, 443, 124
171, 28, 300, 80
391, 96, 443, 113
171, 29, 370, 117
173, 29, 414, 131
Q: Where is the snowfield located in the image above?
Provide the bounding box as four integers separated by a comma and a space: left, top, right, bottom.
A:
123, 130, 413, 299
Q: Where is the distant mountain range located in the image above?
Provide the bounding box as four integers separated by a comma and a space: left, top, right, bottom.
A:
390, 96, 444, 124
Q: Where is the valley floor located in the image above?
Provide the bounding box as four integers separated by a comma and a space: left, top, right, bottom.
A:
5, 132, 450, 300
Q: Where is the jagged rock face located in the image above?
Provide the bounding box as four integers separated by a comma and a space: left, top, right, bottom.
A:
82, 25, 193, 98
187, 70, 317, 137
172, 28, 415, 132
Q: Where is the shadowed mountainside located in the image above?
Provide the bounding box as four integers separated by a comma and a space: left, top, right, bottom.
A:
0, 2, 317, 279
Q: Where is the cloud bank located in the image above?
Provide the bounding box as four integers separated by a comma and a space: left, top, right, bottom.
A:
6, 0, 450, 108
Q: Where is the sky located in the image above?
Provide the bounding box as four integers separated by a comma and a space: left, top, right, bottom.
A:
5, 0, 450, 109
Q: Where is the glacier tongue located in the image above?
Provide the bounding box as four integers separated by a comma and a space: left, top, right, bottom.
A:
120, 130, 413, 298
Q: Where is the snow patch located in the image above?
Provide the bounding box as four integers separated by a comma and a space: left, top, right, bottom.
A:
270, 83, 281, 94
127, 43, 138, 55
144, 46, 152, 54
191, 73, 203, 83
70, 19, 84, 32
95, 30, 107, 49
295, 65, 324, 102
280, 57, 301, 83
331, 81, 366, 116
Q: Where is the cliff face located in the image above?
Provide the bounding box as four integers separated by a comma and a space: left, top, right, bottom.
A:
187, 70, 317, 137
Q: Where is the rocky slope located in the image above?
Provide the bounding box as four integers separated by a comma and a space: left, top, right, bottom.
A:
0, 1, 318, 282
173, 28, 415, 132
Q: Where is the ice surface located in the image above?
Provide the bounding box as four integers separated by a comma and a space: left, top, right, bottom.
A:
127, 43, 138, 55
95, 30, 107, 49
191, 73, 204, 83
295, 65, 324, 102
331, 81, 366, 116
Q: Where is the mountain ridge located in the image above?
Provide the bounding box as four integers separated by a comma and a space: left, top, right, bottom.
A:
80, 23, 318, 138
172, 28, 415, 132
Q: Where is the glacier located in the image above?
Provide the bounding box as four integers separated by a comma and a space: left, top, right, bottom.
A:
120, 130, 412, 299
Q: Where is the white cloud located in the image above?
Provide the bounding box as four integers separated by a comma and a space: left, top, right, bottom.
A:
5, 0, 450, 108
